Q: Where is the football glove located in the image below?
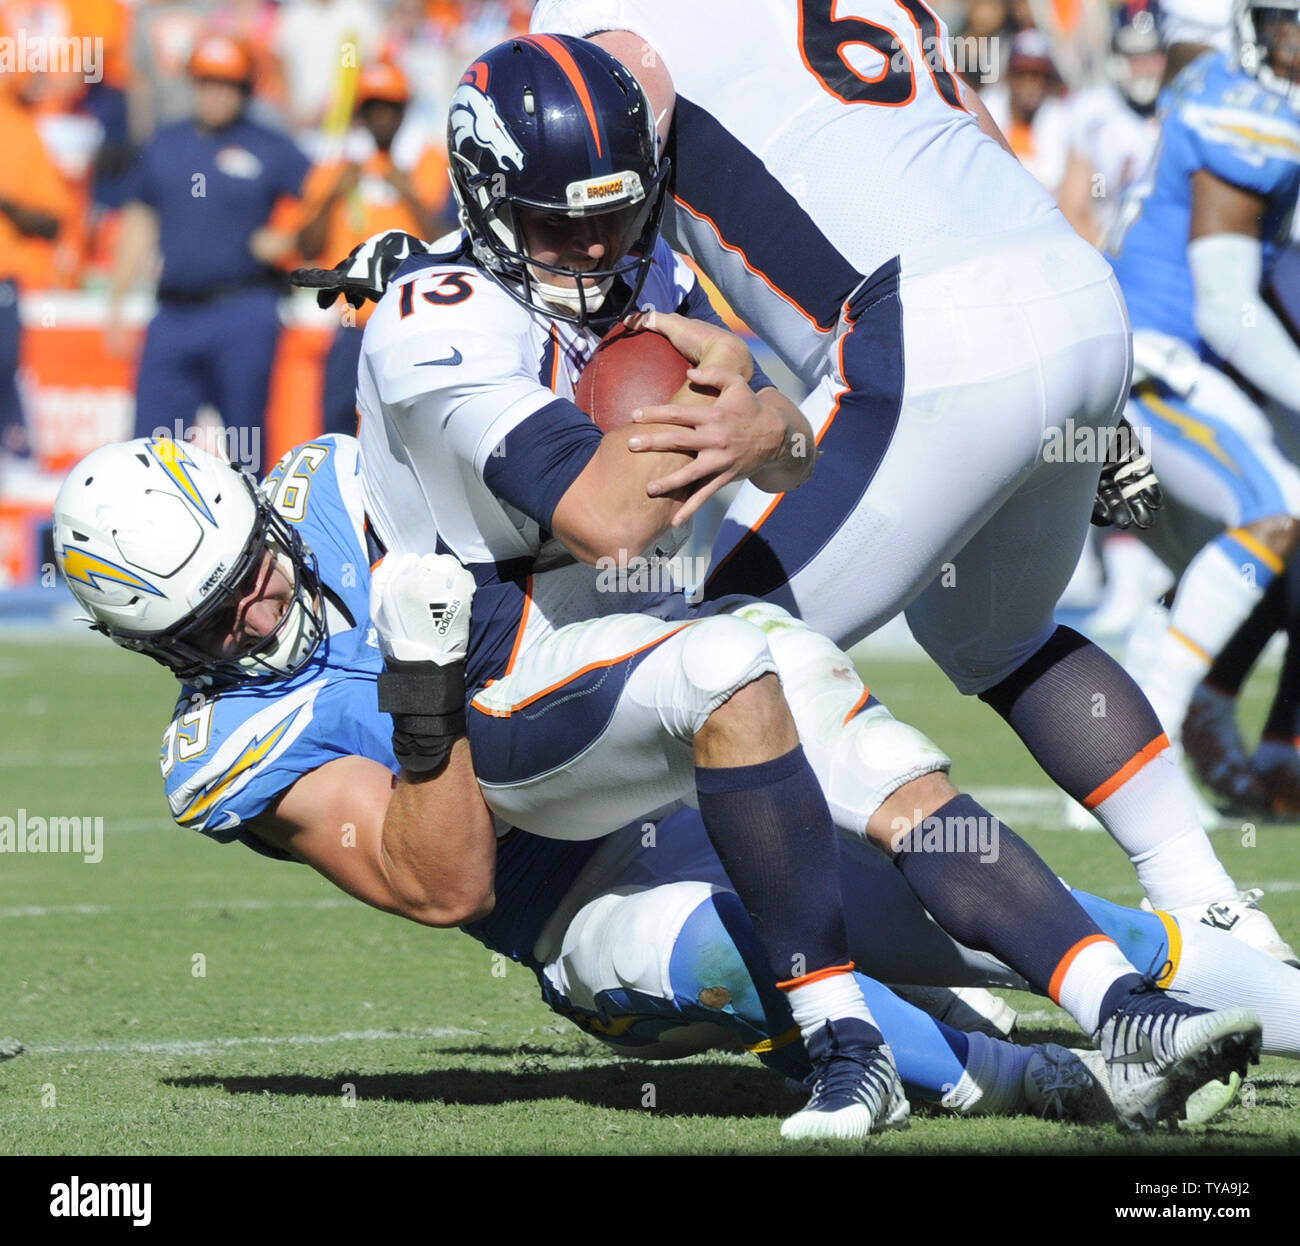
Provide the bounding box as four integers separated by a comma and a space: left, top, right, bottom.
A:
371, 552, 475, 775
291, 229, 433, 311
1092, 418, 1163, 531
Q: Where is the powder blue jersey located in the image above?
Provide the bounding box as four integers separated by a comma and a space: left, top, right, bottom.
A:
158, 434, 601, 966
1110, 52, 1300, 348
161, 436, 386, 854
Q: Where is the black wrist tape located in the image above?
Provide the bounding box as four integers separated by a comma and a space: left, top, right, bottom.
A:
377, 657, 467, 775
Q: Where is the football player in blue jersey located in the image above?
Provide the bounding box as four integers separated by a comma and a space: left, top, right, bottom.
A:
1109, 0, 1300, 823
53, 434, 1300, 1134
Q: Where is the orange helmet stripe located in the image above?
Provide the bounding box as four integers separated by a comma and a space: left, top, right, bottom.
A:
521, 34, 604, 159
460, 60, 489, 91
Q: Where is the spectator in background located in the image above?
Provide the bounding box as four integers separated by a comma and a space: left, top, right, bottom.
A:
210, 0, 284, 115
960, 0, 1037, 86
106, 33, 309, 463
296, 60, 451, 436
379, 0, 462, 153
273, 0, 381, 150
128, 0, 218, 144
981, 29, 1073, 196
0, 72, 73, 486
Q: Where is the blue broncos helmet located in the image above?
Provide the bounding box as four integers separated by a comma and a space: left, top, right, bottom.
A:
447, 35, 670, 327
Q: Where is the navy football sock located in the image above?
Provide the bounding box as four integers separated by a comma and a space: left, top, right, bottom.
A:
979, 625, 1166, 805
695, 746, 851, 985
893, 796, 1142, 1014
1207, 573, 1284, 697
1260, 558, 1300, 741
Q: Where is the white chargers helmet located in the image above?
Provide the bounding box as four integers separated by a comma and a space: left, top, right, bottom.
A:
53, 437, 324, 687
1235, 0, 1300, 95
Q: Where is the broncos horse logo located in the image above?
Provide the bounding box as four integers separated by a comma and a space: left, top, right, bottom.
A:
449, 83, 527, 174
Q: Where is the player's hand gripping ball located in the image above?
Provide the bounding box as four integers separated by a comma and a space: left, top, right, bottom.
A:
575, 322, 700, 432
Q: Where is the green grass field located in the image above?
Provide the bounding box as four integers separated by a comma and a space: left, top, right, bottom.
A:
3, 634, 1300, 1156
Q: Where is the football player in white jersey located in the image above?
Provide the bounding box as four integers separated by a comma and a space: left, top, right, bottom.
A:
1061, 2, 1165, 247
526, 1, 1294, 959
351, 34, 1267, 1133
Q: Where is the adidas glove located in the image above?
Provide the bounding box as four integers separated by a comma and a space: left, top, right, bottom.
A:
291, 229, 433, 311
1092, 418, 1163, 531
371, 552, 475, 775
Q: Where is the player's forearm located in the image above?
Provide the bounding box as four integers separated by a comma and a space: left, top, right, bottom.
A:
380, 740, 496, 927
552, 426, 690, 564
962, 79, 1016, 157
1190, 233, 1300, 412
1056, 152, 1102, 248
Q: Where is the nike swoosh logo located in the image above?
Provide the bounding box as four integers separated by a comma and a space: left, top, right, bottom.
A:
1110, 1037, 1155, 1065
416, 348, 463, 367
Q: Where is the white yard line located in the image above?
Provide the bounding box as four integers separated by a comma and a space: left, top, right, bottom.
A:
0, 750, 139, 767
26, 1027, 481, 1056
0, 897, 357, 919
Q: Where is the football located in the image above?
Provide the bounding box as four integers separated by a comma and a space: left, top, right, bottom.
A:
574, 322, 698, 433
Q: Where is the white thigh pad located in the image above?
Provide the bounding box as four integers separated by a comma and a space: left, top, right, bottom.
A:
636, 612, 780, 740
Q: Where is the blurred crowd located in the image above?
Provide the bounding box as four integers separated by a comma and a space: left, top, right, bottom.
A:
0, 0, 1169, 488
0, 0, 1160, 299
0, 0, 537, 295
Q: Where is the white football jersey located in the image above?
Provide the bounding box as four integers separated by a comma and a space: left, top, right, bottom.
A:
358, 234, 694, 571
1067, 85, 1159, 238
533, 0, 1063, 384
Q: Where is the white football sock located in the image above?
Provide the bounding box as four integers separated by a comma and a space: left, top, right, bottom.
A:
1165, 916, 1300, 1058
1054, 937, 1139, 1035
783, 969, 876, 1040
1137, 538, 1270, 740
1090, 748, 1238, 909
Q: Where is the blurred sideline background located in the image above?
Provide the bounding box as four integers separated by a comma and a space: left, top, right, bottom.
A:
0, 0, 1159, 659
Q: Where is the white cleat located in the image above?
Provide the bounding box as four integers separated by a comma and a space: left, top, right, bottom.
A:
888, 985, 1018, 1038
1153, 889, 1300, 969
1061, 1047, 1241, 1127
780, 1020, 910, 1142
1097, 986, 1261, 1132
